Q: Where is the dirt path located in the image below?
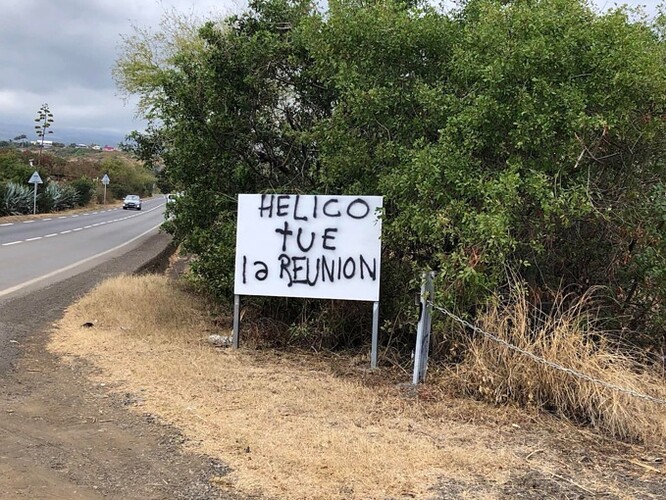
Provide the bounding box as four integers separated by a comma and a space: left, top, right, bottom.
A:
0, 233, 238, 499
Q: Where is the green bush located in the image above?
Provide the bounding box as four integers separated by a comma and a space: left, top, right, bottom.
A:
116, 0, 666, 351
0, 150, 32, 185
70, 177, 96, 206
102, 157, 155, 198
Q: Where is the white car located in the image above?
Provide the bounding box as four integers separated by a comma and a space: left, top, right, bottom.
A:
123, 195, 142, 210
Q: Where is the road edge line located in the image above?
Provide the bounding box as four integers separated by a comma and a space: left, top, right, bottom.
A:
0, 222, 164, 298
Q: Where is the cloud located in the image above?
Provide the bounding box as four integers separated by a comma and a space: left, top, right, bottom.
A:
0, 0, 241, 142
0, 0, 659, 144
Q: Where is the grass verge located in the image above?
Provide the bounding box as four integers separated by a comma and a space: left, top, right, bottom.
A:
50, 274, 519, 499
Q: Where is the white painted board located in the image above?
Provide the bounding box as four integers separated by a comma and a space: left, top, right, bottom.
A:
234, 194, 383, 301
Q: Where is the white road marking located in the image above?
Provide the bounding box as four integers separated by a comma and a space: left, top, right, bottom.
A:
22, 221, 35, 224
1, 203, 165, 244
0, 221, 164, 298
43, 218, 52, 221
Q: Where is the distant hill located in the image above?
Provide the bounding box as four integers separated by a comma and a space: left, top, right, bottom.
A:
0, 121, 134, 148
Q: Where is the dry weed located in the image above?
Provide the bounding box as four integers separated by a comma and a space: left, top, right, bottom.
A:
453, 284, 666, 444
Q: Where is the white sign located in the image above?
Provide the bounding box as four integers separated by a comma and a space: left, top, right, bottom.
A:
101, 174, 110, 185
234, 194, 383, 301
28, 171, 43, 184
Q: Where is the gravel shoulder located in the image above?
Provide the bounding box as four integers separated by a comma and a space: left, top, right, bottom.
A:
0, 232, 239, 499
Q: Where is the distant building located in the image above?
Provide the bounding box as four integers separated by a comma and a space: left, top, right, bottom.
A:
102, 145, 116, 152
30, 140, 53, 148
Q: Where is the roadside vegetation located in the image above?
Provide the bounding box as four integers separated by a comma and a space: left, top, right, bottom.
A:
111, 0, 666, 445
0, 147, 156, 216
50, 273, 666, 499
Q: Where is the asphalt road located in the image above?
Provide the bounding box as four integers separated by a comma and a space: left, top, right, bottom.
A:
0, 198, 166, 300
0, 218, 236, 499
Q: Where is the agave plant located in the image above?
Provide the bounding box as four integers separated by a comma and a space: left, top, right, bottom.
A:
2, 182, 33, 215
42, 182, 80, 212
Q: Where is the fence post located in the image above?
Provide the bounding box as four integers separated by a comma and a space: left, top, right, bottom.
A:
413, 271, 434, 384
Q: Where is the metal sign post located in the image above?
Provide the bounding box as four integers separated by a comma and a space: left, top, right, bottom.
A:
28, 170, 43, 215
371, 301, 380, 368
232, 294, 240, 348
232, 194, 384, 369
413, 271, 435, 384
101, 174, 110, 205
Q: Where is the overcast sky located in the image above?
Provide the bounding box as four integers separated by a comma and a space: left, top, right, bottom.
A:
0, 0, 661, 145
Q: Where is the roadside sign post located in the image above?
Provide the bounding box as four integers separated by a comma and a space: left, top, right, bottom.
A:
232, 193, 383, 368
101, 174, 110, 205
28, 170, 43, 215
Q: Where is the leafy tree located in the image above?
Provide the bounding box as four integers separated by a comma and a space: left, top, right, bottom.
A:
101, 156, 156, 199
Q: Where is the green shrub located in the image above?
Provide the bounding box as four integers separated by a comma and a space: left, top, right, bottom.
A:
116, 0, 666, 351
70, 177, 96, 206
0, 150, 32, 184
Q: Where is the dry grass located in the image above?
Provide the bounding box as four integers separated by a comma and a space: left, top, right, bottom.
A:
453, 285, 666, 444
50, 274, 521, 499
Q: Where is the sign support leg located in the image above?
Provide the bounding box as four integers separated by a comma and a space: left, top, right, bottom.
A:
371, 301, 379, 369
33, 185, 37, 215
232, 294, 240, 349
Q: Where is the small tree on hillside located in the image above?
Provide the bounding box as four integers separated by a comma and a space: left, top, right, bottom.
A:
34, 103, 54, 166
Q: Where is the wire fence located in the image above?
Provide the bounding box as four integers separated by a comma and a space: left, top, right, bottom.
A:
428, 301, 666, 406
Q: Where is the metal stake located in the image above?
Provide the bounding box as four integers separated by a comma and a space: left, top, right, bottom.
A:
232, 294, 240, 348
413, 272, 434, 384
371, 301, 380, 368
